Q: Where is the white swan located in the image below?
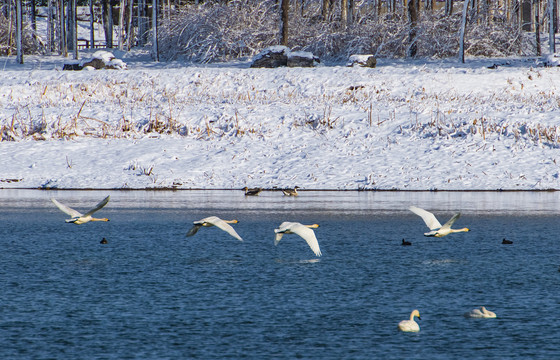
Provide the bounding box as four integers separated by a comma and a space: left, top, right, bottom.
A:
409, 206, 470, 237
51, 195, 110, 224
464, 306, 496, 318
186, 216, 243, 241
398, 309, 421, 332
274, 222, 321, 256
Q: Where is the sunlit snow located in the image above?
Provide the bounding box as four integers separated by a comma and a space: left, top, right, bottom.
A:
1, 50, 559, 190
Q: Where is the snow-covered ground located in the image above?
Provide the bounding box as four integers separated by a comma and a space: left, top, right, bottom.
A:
1, 50, 559, 190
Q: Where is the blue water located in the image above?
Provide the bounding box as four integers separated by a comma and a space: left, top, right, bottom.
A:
1, 190, 560, 359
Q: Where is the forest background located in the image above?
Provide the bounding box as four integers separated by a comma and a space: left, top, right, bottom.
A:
1, 0, 559, 64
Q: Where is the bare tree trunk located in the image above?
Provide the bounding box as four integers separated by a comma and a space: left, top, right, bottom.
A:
166, 0, 171, 22
408, 0, 418, 57
485, 0, 491, 24
55, 0, 61, 54
127, 0, 134, 50
102, 0, 113, 48
322, 0, 332, 21
521, 0, 532, 30
549, 0, 556, 53
71, 0, 78, 59
152, 0, 159, 61
47, 0, 54, 53
16, 0, 23, 64
118, 0, 125, 50
426, 0, 435, 12
7, 1, 13, 56
459, 0, 473, 63
446, 0, 454, 15
138, 0, 147, 46
348, 0, 354, 24
552, 0, 558, 34
31, 0, 36, 32
281, 0, 289, 45
536, 0, 541, 56
341, 0, 348, 28
66, 0, 75, 52
89, 0, 94, 49
59, 0, 67, 56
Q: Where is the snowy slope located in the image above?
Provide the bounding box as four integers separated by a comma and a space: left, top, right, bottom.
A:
1, 52, 559, 190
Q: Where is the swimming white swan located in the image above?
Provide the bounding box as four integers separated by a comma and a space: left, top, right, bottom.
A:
398, 309, 421, 332
409, 206, 470, 237
464, 306, 496, 318
282, 186, 300, 196
51, 195, 110, 224
274, 222, 321, 256
186, 216, 243, 241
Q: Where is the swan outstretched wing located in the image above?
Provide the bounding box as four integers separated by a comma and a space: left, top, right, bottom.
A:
192, 216, 243, 241
440, 212, 461, 230
409, 206, 442, 230
275, 222, 321, 257
51, 198, 83, 218
274, 232, 285, 245
186, 224, 202, 237
209, 217, 243, 241
82, 195, 111, 217
274, 222, 290, 243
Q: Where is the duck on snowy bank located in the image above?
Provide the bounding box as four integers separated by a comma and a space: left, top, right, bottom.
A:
243, 187, 262, 196
282, 186, 300, 196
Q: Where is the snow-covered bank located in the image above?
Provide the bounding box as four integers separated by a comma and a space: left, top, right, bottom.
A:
1, 53, 559, 190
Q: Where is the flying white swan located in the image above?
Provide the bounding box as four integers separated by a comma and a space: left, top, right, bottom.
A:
186, 216, 243, 241
409, 206, 470, 237
274, 222, 321, 256
51, 195, 110, 224
464, 306, 496, 318
398, 309, 421, 332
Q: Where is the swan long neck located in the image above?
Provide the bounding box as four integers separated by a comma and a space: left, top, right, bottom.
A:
91, 217, 109, 222
224, 220, 238, 224
451, 227, 469, 233
305, 224, 319, 229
